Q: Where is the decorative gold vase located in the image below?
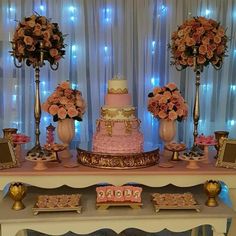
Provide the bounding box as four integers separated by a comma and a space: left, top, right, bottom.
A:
57, 118, 75, 158
9, 183, 27, 210
159, 119, 176, 144
204, 180, 221, 207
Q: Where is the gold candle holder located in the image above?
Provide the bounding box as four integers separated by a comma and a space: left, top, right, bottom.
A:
214, 131, 229, 158
8, 183, 27, 210
204, 180, 221, 207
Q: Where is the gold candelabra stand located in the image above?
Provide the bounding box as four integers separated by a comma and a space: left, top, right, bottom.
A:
11, 42, 59, 157
191, 47, 203, 152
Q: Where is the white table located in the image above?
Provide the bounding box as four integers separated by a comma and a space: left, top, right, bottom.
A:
0, 153, 235, 236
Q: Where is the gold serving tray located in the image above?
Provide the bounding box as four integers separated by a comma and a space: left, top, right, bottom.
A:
96, 202, 143, 210
151, 193, 201, 213
32, 194, 82, 215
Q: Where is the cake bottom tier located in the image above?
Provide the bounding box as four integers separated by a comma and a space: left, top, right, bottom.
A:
92, 132, 143, 154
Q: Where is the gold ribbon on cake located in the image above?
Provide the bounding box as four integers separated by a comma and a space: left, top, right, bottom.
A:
108, 88, 128, 94
101, 108, 135, 119
124, 121, 132, 134
105, 121, 114, 136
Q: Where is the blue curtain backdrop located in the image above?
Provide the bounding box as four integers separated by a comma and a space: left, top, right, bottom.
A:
0, 0, 236, 148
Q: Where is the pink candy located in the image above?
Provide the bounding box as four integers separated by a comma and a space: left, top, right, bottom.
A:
12, 133, 30, 143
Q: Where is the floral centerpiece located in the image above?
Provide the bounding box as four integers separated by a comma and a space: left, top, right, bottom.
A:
42, 81, 86, 122
148, 83, 188, 122
170, 16, 228, 69
10, 13, 66, 67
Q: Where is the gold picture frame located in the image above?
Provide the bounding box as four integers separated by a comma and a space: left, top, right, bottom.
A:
0, 138, 18, 169
216, 138, 236, 169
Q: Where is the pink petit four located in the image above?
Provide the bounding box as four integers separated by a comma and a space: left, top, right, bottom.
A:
96, 187, 107, 203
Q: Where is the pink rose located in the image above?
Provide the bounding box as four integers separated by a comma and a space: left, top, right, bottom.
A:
60, 96, 69, 105
58, 107, 67, 119
49, 105, 59, 115
42, 30, 51, 40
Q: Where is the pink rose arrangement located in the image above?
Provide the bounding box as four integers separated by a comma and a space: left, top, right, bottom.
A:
148, 83, 188, 122
10, 14, 66, 67
42, 81, 86, 122
170, 16, 228, 69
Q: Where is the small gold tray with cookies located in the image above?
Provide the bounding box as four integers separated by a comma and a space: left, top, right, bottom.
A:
151, 192, 201, 212
32, 194, 82, 215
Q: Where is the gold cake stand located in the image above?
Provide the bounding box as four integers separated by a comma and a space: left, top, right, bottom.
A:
77, 146, 159, 169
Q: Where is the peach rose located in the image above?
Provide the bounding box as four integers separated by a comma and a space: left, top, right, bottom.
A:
199, 45, 207, 55
42, 102, 49, 112
214, 35, 221, 44
60, 96, 69, 105
196, 26, 205, 35
217, 27, 225, 37
217, 45, 225, 55
68, 107, 78, 118
185, 37, 196, 47
33, 28, 41, 36
53, 34, 60, 41
23, 36, 33, 46
58, 107, 67, 119
187, 57, 194, 66
176, 109, 184, 117
17, 28, 25, 37
49, 104, 59, 115
42, 30, 51, 40
207, 50, 213, 59
60, 81, 70, 89
26, 20, 35, 28
159, 97, 168, 104
18, 45, 24, 54
158, 110, 167, 119
44, 40, 52, 48
197, 56, 206, 64
178, 44, 185, 52
165, 83, 177, 91
202, 37, 210, 45
168, 111, 178, 121
50, 48, 59, 57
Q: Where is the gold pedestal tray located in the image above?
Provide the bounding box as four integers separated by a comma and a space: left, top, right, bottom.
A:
77, 146, 159, 169
32, 194, 82, 215
96, 202, 143, 210
152, 193, 201, 213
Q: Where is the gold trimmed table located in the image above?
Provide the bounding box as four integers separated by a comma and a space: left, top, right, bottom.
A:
0, 153, 236, 236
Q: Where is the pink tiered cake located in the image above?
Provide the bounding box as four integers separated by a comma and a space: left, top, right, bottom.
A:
92, 77, 144, 153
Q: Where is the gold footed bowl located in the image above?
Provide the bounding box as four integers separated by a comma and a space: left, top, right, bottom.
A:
9, 182, 27, 210
204, 180, 221, 207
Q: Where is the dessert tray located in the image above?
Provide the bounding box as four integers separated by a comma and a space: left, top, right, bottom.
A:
32, 194, 82, 215
152, 192, 201, 212
179, 151, 205, 169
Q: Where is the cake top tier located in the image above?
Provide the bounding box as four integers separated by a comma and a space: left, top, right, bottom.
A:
108, 76, 128, 94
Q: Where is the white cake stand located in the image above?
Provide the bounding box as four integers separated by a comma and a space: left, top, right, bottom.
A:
179, 155, 206, 169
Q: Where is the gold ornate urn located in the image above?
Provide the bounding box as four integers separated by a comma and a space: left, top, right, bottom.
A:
204, 180, 221, 207
9, 183, 27, 210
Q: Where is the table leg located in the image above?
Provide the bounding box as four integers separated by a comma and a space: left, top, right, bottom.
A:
228, 188, 236, 236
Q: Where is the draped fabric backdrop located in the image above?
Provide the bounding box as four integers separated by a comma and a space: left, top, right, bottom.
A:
0, 0, 236, 148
